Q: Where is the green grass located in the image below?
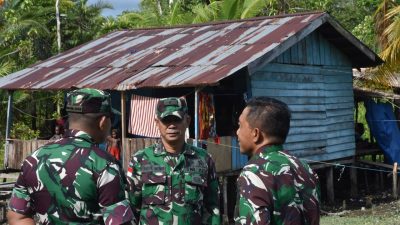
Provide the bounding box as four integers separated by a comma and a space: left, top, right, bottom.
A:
321, 200, 400, 225
321, 215, 400, 225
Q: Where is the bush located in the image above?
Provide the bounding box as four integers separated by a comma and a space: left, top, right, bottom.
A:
10, 122, 40, 140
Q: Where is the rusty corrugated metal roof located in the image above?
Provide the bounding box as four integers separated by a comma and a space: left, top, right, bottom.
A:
0, 12, 382, 90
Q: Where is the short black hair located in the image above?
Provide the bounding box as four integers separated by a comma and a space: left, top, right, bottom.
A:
68, 113, 105, 127
245, 97, 291, 145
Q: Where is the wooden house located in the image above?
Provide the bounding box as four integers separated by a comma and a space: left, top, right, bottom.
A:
0, 12, 382, 175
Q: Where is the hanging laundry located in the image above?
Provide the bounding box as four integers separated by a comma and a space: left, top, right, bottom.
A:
129, 95, 160, 138
198, 92, 217, 140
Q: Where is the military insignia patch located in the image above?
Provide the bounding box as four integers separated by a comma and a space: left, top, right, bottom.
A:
127, 166, 134, 176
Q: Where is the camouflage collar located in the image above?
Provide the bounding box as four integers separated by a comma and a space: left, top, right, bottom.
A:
154, 142, 195, 156
257, 144, 284, 155
65, 129, 96, 143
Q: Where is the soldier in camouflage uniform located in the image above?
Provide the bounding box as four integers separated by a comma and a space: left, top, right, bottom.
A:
126, 97, 220, 225
7, 88, 135, 225
234, 97, 320, 225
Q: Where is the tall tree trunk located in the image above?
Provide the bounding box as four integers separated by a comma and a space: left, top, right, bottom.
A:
157, 0, 163, 15
56, 0, 61, 53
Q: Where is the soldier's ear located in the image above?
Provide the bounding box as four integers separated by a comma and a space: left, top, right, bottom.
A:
98, 115, 108, 131
252, 127, 262, 143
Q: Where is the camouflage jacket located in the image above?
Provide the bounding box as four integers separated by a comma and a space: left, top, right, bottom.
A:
9, 129, 135, 225
234, 145, 320, 225
126, 142, 220, 225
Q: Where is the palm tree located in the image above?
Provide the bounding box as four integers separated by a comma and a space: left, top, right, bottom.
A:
61, 0, 112, 50
0, 0, 113, 140
191, 0, 333, 23
371, 0, 400, 88
0, 0, 52, 66
192, 0, 269, 23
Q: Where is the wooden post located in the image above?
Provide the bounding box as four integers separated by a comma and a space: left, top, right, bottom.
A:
350, 161, 358, 197
364, 170, 370, 194
222, 176, 229, 225
326, 167, 334, 204
194, 88, 199, 147
5, 90, 14, 169
380, 171, 385, 190
393, 162, 398, 199
121, 91, 127, 169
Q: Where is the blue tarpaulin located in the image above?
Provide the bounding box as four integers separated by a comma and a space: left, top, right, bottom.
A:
365, 99, 400, 164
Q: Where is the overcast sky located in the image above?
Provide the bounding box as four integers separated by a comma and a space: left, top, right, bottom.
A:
87, 0, 140, 17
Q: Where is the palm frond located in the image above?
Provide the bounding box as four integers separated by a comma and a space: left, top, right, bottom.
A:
13, 91, 30, 104
385, 5, 400, 19
241, 0, 267, 19
168, 0, 183, 25
374, 0, 398, 49
222, 0, 241, 20
381, 17, 400, 62
0, 61, 15, 77
192, 2, 221, 23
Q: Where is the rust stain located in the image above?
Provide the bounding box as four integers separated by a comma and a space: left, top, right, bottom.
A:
0, 12, 358, 90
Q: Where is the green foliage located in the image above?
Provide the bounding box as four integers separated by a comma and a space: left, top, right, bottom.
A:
222, 0, 240, 19
0, 61, 15, 77
0, 0, 108, 144
60, 0, 111, 50
0, 0, 391, 148
352, 15, 378, 52
241, 0, 269, 18
325, 0, 381, 31
0, 0, 55, 73
99, 14, 134, 33
192, 1, 222, 23
355, 102, 371, 142
192, 0, 269, 22
11, 122, 40, 140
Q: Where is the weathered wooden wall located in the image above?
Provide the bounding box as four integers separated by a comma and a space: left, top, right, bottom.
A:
6, 140, 49, 169
5, 138, 159, 171
6, 137, 235, 173
120, 137, 235, 172
122, 138, 159, 169
205, 137, 233, 172
251, 32, 355, 161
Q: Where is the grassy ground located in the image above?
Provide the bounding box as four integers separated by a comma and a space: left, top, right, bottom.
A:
321, 200, 400, 225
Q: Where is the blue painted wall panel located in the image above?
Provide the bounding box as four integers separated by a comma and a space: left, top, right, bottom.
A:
249, 31, 355, 163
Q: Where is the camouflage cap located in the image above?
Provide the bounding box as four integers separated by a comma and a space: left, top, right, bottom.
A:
66, 88, 120, 116
156, 97, 188, 119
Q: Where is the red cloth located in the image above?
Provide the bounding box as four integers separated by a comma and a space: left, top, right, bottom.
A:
108, 146, 120, 160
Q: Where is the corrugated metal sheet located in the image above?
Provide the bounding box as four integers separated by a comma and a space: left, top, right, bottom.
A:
0, 12, 381, 90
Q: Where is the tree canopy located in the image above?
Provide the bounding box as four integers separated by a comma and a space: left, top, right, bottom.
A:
0, 0, 398, 143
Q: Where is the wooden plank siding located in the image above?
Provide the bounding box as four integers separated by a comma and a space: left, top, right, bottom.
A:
5, 139, 160, 171
250, 31, 355, 161
5, 137, 234, 173
6, 140, 49, 169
